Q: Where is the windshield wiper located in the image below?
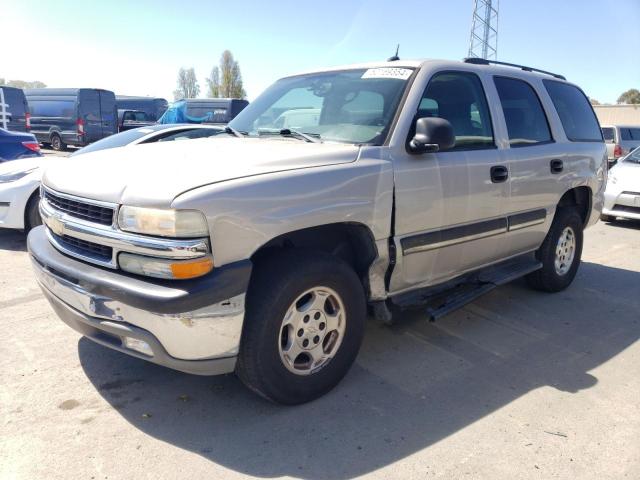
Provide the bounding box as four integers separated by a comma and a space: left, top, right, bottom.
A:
224, 126, 246, 138
258, 128, 322, 143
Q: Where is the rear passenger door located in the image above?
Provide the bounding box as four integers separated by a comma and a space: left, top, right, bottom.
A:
493, 76, 565, 256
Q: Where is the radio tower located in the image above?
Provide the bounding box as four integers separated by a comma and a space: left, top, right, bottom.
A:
468, 0, 499, 60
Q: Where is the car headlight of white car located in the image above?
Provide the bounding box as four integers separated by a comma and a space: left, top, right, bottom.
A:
0, 168, 37, 184
117, 205, 209, 238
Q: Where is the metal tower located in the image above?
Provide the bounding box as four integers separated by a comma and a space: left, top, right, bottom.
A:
468, 0, 499, 60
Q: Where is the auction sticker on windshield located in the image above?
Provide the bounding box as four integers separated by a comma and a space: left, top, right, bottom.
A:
361, 68, 413, 80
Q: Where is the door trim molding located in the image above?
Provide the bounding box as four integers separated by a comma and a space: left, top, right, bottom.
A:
400, 208, 547, 256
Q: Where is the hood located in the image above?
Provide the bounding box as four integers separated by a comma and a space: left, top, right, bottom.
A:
42, 137, 360, 207
610, 160, 640, 189
0, 157, 47, 176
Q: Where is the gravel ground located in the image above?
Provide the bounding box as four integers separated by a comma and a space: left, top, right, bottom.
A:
1, 220, 639, 480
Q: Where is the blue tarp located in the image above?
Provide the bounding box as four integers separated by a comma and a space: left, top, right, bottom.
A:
157, 100, 211, 124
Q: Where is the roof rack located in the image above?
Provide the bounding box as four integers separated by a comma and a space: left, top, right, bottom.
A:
463, 57, 566, 80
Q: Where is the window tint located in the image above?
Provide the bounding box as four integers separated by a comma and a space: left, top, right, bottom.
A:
187, 104, 228, 123
543, 80, 602, 142
620, 128, 640, 141
82, 92, 101, 121
494, 77, 552, 147
418, 71, 494, 150
29, 100, 75, 117
601, 127, 615, 142
156, 128, 223, 142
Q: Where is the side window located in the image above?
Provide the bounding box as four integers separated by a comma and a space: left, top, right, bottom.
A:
29, 100, 75, 117
418, 71, 494, 150
543, 80, 603, 142
494, 77, 552, 147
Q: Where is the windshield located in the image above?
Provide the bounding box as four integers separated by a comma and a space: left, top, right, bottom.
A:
71, 128, 154, 156
624, 148, 640, 164
229, 67, 414, 145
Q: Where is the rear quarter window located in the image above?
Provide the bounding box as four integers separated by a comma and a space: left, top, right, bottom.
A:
601, 127, 615, 142
543, 80, 603, 142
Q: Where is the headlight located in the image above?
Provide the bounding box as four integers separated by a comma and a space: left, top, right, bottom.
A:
117, 206, 209, 238
119, 252, 214, 280
0, 168, 37, 183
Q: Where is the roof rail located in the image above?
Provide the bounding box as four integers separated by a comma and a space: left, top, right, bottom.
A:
463, 57, 566, 80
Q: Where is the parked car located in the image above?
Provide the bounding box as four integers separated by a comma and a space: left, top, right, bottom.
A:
0, 128, 41, 162
158, 98, 248, 125
72, 124, 225, 156
601, 147, 640, 222
25, 88, 117, 151
0, 142, 43, 230
29, 58, 605, 404
115, 96, 168, 122
601, 124, 640, 165
117, 109, 154, 132
0, 86, 30, 132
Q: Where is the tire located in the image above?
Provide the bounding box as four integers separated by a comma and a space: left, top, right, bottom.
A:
600, 213, 615, 223
526, 207, 583, 292
25, 192, 42, 232
50, 133, 66, 151
236, 250, 366, 404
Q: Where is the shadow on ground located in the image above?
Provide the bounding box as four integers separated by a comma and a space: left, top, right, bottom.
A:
78, 261, 639, 479
0, 230, 27, 252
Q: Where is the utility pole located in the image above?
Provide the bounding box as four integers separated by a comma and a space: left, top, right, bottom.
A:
468, 0, 499, 60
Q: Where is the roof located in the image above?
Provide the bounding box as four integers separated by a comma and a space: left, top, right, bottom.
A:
287, 58, 569, 84
594, 105, 640, 127
24, 88, 113, 96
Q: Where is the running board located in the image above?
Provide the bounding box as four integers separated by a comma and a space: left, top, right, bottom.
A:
425, 258, 542, 321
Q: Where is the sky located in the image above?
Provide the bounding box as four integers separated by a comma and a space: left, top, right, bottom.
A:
2, 0, 639, 103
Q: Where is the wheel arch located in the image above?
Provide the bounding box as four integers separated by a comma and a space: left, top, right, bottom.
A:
557, 186, 592, 227
23, 185, 41, 230
250, 222, 379, 296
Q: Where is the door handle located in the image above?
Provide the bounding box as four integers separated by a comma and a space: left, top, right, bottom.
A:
490, 165, 509, 183
550, 159, 564, 174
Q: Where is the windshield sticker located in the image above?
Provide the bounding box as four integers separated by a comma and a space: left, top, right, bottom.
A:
361, 68, 413, 80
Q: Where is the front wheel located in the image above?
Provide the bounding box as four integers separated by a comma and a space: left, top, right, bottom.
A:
236, 250, 366, 404
526, 207, 583, 292
25, 192, 42, 232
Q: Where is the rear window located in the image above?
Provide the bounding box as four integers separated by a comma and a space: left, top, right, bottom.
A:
494, 77, 552, 147
72, 128, 152, 155
186, 104, 228, 123
620, 128, 640, 141
30, 100, 75, 117
601, 127, 615, 142
543, 80, 602, 142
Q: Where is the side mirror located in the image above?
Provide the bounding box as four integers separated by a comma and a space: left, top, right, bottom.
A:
408, 117, 455, 154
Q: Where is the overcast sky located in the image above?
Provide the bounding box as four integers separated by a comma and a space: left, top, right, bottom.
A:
3, 0, 639, 103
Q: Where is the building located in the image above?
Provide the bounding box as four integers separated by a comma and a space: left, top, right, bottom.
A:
593, 104, 640, 126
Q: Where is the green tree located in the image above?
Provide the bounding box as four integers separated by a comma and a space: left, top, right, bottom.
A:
173, 67, 199, 100
617, 89, 640, 104
0, 78, 46, 88
589, 98, 600, 106
206, 50, 246, 99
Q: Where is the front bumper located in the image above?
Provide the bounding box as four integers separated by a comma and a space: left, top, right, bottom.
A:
28, 226, 252, 375
603, 187, 640, 221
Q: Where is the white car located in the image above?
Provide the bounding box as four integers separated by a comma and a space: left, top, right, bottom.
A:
0, 157, 45, 231
0, 124, 225, 232
602, 148, 640, 222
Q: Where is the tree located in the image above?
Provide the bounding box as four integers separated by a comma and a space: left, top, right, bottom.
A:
173, 67, 199, 100
0, 78, 46, 88
617, 89, 640, 105
206, 50, 246, 99
589, 98, 600, 106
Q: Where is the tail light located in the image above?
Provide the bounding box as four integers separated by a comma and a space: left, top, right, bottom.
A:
77, 118, 85, 135
25, 113, 31, 131
614, 144, 622, 158
22, 141, 40, 152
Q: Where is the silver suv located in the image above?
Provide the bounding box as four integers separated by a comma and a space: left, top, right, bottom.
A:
28, 58, 606, 404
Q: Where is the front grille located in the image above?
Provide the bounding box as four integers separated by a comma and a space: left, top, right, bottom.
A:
612, 204, 640, 214
44, 190, 114, 226
52, 232, 113, 262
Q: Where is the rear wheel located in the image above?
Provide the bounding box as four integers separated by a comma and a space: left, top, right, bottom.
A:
526, 207, 583, 292
236, 250, 366, 404
50, 133, 66, 151
25, 191, 42, 232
